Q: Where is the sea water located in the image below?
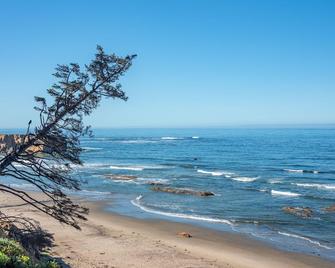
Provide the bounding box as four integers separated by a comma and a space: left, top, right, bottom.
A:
2, 128, 335, 260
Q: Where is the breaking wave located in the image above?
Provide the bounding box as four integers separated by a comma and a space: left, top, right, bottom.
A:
197, 169, 225, 176
197, 169, 235, 177
278, 232, 333, 250
111, 178, 170, 185
271, 190, 301, 197
70, 163, 109, 169
231, 177, 258, 182
161, 137, 183, 140
131, 195, 234, 225
136, 178, 170, 184
110, 165, 144, 171
293, 183, 335, 190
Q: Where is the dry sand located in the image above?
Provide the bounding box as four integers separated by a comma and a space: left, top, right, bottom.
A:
0, 193, 334, 268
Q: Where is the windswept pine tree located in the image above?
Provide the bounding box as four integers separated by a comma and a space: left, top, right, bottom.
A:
0, 46, 136, 230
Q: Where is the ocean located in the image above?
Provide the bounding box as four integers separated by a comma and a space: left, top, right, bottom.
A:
2, 128, 335, 260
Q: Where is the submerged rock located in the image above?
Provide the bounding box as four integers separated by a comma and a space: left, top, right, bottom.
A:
324, 204, 335, 212
150, 186, 214, 197
105, 174, 137, 180
282, 206, 313, 218
147, 182, 168, 186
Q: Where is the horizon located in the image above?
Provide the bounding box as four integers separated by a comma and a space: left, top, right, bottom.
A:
1, 0, 334, 128
1, 123, 335, 132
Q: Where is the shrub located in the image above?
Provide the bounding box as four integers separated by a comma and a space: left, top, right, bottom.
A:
12, 254, 31, 267
0, 237, 25, 257
0, 237, 60, 268
0, 251, 10, 266
36, 259, 60, 268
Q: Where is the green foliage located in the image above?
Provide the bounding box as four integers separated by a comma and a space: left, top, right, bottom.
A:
0, 237, 60, 268
35, 259, 60, 268
0, 237, 25, 257
0, 251, 10, 266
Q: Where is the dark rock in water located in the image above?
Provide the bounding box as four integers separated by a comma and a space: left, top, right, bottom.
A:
105, 174, 137, 180
150, 186, 214, 197
282, 206, 313, 218
324, 204, 335, 212
197, 191, 214, 196
147, 182, 168, 186
303, 170, 318, 174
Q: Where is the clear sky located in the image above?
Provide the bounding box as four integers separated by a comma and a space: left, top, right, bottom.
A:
0, 0, 334, 128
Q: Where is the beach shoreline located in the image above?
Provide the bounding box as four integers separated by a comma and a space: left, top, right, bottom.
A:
0, 192, 334, 268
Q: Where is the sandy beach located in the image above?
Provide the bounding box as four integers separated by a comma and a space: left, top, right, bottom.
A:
0, 192, 333, 268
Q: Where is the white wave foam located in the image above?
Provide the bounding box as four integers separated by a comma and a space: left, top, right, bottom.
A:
141, 165, 171, 169
13, 160, 108, 171
84, 163, 107, 167
197, 169, 225, 176
137, 178, 170, 184
68, 163, 109, 170
110, 179, 138, 184
82, 147, 103, 151
111, 178, 169, 186
268, 179, 282, 184
293, 183, 335, 190
131, 195, 234, 225
119, 140, 158, 144
231, 177, 257, 182
161, 137, 182, 140
192, 136, 199, 139
110, 165, 144, 171
109, 164, 168, 171
111, 178, 170, 185
278, 232, 333, 250
285, 169, 304, 173
223, 171, 235, 176
271, 190, 301, 197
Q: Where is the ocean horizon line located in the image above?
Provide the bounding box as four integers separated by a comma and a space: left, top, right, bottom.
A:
1, 123, 335, 131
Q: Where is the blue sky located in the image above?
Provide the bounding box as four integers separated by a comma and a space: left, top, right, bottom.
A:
0, 0, 334, 128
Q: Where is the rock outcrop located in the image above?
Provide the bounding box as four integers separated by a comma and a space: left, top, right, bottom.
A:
0, 134, 45, 154
150, 186, 214, 197
324, 204, 335, 212
282, 206, 313, 218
